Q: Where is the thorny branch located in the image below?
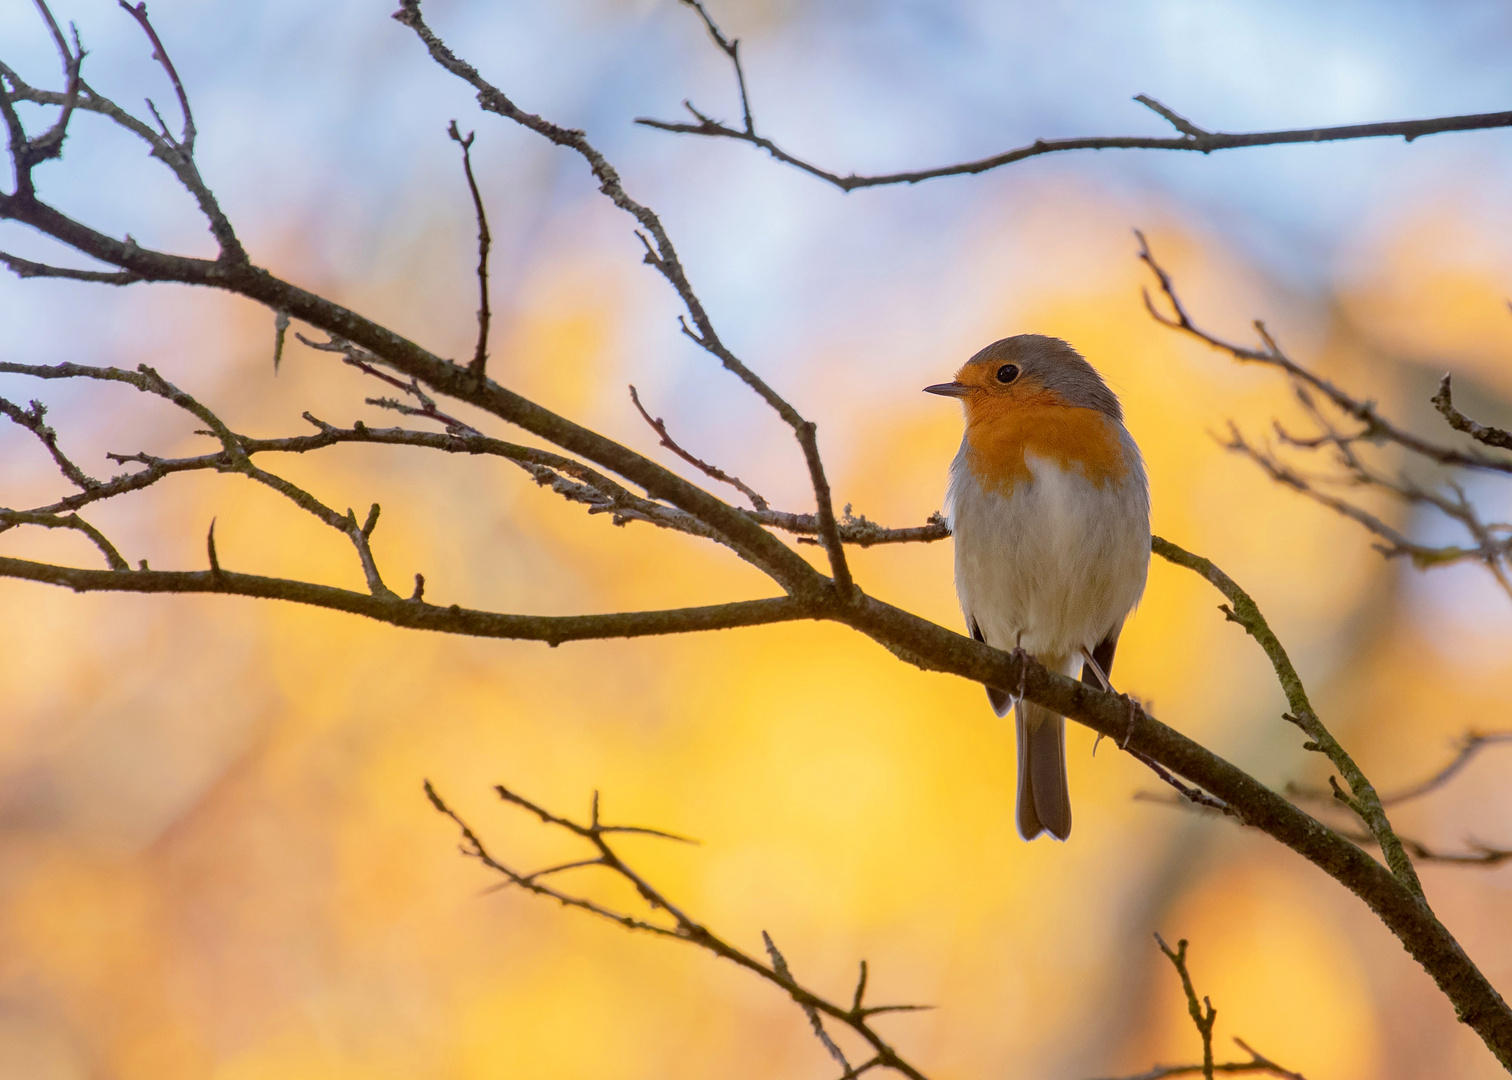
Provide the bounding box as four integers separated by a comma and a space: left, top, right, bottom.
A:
7, 1, 1512, 1071
1137, 233, 1512, 599
641, 1, 1512, 192
425, 781, 931, 1080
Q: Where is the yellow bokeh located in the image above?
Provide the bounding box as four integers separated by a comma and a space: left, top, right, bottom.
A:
3, 169, 1511, 1080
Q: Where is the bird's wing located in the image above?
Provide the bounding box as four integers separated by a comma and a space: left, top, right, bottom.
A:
971, 617, 1013, 717
1080, 628, 1120, 688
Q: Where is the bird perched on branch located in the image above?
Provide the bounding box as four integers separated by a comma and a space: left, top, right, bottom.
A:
927, 335, 1150, 840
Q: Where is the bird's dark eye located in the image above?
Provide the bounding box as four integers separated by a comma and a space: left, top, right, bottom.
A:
996, 364, 1020, 384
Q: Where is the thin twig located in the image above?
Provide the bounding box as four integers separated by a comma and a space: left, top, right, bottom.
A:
19, 1, 80, 161
629, 384, 769, 510
1137, 232, 1512, 476
393, 0, 854, 596
0, 507, 128, 570
447, 120, 492, 377
640, 5, 1512, 192
0, 395, 99, 489
426, 781, 932, 1079
1085, 939, 1308, 1080
1382, 732, 1512, 806
0, 250, 141, 283
1152, 535, 1424, 899
678, 0, 755, 134
1157, 936, 1216, 1080
115, 1, 195, 152
1138, 791, 1512, 867
1433, 375, 1512, 452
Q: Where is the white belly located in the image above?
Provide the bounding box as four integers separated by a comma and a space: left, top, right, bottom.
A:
947, 442, 1150, 664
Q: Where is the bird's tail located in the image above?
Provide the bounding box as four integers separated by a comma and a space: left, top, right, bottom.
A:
1016, 696, 1071, 841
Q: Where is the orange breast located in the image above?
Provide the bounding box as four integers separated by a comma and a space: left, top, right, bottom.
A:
963, 389, 1130, 495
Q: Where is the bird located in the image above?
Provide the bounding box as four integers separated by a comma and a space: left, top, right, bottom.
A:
926, 335, 1150, 841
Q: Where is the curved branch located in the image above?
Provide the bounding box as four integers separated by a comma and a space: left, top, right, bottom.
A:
1383, 732, 1512, 806
1153, 535, 1423, 898
0, 510, 127, 570
1434, 375, 1512, 452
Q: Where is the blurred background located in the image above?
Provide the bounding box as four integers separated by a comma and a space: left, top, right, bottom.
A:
2, 0, 1512, 1077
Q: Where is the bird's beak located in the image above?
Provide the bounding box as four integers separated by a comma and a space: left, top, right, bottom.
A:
923, 382, 971, 398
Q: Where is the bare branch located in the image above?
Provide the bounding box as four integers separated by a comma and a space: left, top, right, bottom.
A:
677, 0, 755, 134
392, 0, 854, 596
447, 120, 492, 377
763, 931, 853, 1075
0, 555, 812, 643
1383, 732, 1512, 806
1226, 422, 1512, 601
1152, 535, 1423, 898
1137, 232, 1512, 476
115, 1, 196, 153
640, 9, 1512, 193
427, 780, 932, 1079
1433, 375, 1512, 452
0, 11, 241, 260
0, 508, 127, 570
1158, 935, 1216, 1080
1085, 939, 1308, 1080
1140, 791, 1512, 868
1138, 233, 1512, 600
760, 507, 950, 548
0, 395, 99, 489
20, 1, 81, 162
629, 384, 769, 510
0, 249, 141, 283
1126, 749, 1236, 818
1133, 95, 1209, 138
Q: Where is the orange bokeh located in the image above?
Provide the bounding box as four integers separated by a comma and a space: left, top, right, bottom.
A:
3, 24, 1512, 1080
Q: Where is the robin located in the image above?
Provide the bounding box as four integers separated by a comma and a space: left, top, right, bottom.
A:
926, 335, 1150, 840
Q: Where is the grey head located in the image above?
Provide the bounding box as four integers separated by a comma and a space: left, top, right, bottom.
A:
952, 335, 1122, 421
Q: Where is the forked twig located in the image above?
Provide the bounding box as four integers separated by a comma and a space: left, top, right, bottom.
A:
1085, 937, 1308, 1080
426, 781, 933, 1079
